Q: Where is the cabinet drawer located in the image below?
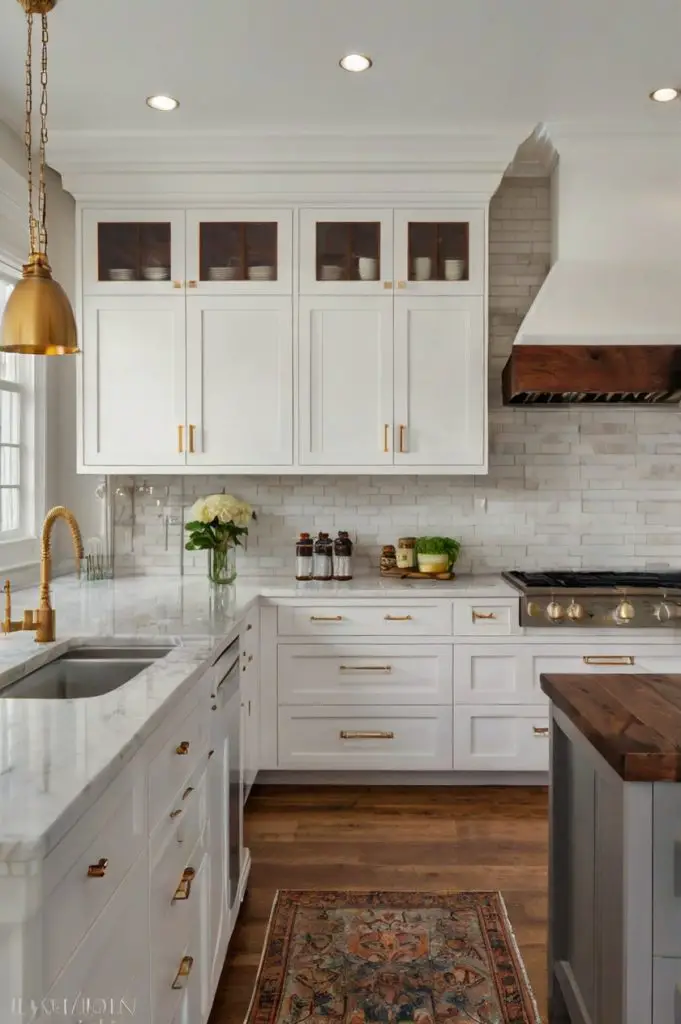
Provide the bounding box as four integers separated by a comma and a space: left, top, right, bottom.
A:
151, 756, 208, 863
278, 644, 453, 705
453, 706, 549, 771
44, 770, 145, 990
454, 646, 546, 705
532, 645, 681, 688
149, 697, 208, 832
454, 599, 517, 635
277, 602, 452, 636
278, 705, 453, 770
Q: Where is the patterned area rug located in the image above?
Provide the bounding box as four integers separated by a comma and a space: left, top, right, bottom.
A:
246, 890, 540, 1024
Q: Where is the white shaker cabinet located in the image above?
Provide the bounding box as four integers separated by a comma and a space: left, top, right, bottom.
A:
394, 296, 486, 469
81, 296, 187, 469
393, 208, 485, 296
186, 296, 293, 467
298, 295, 394, 466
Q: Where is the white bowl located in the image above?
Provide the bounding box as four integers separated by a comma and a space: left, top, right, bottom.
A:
142, 267, 170, 281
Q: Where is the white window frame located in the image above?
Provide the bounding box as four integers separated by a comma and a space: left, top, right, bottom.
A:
0, 253, 46, 571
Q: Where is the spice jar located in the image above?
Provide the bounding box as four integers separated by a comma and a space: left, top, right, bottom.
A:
396, 537, 416, 569
333, 531, 353, 581
380, 544, 397, 572
313, 532, 333, 581
295, 532, 314, 581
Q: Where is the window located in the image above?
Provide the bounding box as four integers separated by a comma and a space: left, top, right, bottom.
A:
0, 266, 44, 566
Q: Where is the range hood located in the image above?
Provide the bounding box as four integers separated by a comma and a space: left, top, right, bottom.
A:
503, 135, 681, 406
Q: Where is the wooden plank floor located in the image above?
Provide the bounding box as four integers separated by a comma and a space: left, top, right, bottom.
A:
209, 784, 549, 1022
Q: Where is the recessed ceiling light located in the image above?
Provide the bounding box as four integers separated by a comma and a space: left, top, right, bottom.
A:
650, 87, 679, 102
146, 95, 179, 112
339, 53, 372, 73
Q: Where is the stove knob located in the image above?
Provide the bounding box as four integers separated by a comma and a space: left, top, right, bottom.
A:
527, 601, 543, 618
654, 602, 681, 622
566, 601, 586, 621
546, 601, 565, 622
614, 599, 636, 623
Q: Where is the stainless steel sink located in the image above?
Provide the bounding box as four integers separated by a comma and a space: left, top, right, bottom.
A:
0, 645, 173, 699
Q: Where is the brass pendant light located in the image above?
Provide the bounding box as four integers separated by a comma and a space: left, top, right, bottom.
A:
0, 0, 79, 355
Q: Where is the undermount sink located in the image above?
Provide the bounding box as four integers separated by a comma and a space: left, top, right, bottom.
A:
0, 645, 173, 699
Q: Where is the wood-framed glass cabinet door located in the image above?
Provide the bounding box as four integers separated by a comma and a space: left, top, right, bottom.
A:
393, 208, 485, 296
185, 209, 293, 294
82, 209, 186, 295
299, 208, 394, 295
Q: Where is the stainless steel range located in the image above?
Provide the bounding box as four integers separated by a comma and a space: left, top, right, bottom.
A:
502, 570, 681, 628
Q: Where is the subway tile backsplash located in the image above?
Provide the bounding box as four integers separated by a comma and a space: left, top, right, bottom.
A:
111, 178, 681, 577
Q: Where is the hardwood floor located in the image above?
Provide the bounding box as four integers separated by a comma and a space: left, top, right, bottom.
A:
209, 784, 549, 1022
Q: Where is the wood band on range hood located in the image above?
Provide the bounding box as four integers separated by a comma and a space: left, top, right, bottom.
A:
502, 345, 681, 405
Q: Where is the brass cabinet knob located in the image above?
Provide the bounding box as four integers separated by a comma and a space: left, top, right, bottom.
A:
172, 280, 183, 289
187, 280, 198, 288
246, 623, 253, 631
87, 857, 109, 878
532, 726, 549, 737
171, 955, 194, 989
176, 741, 190, 755
383, 281, 393, 289
172, 866, 196, 902
182, 786, 194, 801
397, 280, 407, 289
169, 808, 183, 820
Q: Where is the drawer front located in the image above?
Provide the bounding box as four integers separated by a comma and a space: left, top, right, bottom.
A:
278, 644, 453, 705
453, 706, 549, 771
44, 772, 145, 989
151, 756, 208, 866
454, 646, 546, 705
149, 697, 208, 832
277, 602, 452, 637
531, 645, 679, 688
278, 705, 453, 770
454, 599, 517, 636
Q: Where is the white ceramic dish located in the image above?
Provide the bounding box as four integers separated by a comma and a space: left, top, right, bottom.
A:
247, 266, 274, 280
108, 269, 136, 281
208, 266, 238, 280
321, 265, 343, 281
141, 267, 170, 281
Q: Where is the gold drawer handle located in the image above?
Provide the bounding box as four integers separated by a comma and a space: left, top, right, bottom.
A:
87, 857, 109, 878
399, 425, 407, 453
169, 808, 183, 820
384, 614, 412, 621
172, 867, 196, 902
171, 955, 194, 989
583, 655, 634, 666
188, 424, 196, 454
176, 741, 190, 755
340, 665, 392, 672
472, 611, 497, 621
383, 423, 390, 453
177, 425, 184, 454
310, 615, 343, 621
533, 726, 549, 737
340, 730, 394, 740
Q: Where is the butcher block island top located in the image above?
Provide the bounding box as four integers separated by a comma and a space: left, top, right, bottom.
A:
540, 672, 681, 782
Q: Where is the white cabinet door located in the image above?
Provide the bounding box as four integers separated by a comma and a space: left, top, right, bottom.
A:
394, 296, 486, 470
454, 646, 546, 705
298, 296, 393, 466
393, 207, 485, 296
453, 706, 549, 772
299, 208, 394, 295
185, 208, 293, 294
82, 208, 185, 295
186, 296, 293, 467
82, 296, 186, 469
207, 732, 228, 997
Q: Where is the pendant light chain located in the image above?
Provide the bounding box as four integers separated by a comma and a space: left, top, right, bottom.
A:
24, 9, 35, 254
38, 12, 48, 256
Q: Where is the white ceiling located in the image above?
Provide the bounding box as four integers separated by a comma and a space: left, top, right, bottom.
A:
0, 0, 680, 136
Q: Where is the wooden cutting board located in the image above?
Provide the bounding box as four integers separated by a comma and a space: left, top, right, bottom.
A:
380, 566, 456, 581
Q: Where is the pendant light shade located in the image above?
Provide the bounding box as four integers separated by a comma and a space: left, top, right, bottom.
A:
0, 0, 79, 356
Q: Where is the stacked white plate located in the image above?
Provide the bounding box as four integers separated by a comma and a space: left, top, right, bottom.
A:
208, 266, 238, 281
108, 268, 136, 282
247, 265, 274, 281
321, 265, 343, 281
141, 266, 170, 281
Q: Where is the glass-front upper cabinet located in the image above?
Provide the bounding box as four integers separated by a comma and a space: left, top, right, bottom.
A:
185, 209, 292, 293
394, 208, 485, 296
299, 209, 393, 294
82, 210, 186, 295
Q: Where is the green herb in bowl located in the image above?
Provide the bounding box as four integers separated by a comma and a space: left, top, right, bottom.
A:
415, 536, 461, 573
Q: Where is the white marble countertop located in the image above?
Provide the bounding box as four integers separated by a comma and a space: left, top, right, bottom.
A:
0, 572, 514, 861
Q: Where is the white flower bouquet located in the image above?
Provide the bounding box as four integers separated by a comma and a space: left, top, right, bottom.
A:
185, 494, 255, 584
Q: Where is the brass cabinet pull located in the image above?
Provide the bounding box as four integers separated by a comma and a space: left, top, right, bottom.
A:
188, 424, 196, 454
472, 611, 497, 621
384, 614, 412, 621
533, 726, 549, 737
176, 741, 190, 755
182, 786, 194, 801
583, 655, 635, 666
397, 280, 407, 289
171, 956, 194, 989
172, 867, 196, 902
87, 857, 109, 878
399, 425, 407, 453
246, 623, 253, 631
310, 615, 343, 621
187, 280, 198, 288
383, 423, 390, 453
172, 280, 183, 289
340, 665, 392, 672
383, 281, 393, 289
177, 425, 184, 454
208, 749, 215, 759
340, 730, 394, 740
169, 808, 183, 820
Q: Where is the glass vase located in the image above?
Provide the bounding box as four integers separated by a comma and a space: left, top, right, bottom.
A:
208, 543, 237, 585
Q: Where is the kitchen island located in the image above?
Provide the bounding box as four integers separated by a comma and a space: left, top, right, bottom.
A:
541, 671, 681, 1024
